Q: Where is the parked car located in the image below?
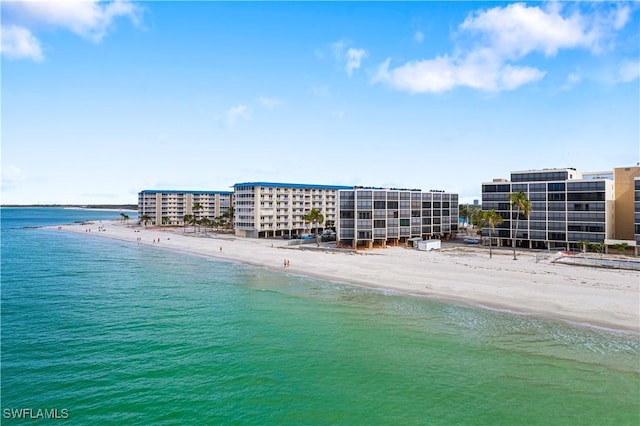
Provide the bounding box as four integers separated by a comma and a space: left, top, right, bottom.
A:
300, 234, 314, 240
282, 234, 291, 240
464, 238, 480, 245
321, 233, 336, 242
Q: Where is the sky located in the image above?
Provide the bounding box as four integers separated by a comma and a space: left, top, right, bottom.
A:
1, 1, 639, 205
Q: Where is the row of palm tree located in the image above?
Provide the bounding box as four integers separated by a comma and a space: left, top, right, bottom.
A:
182, 206, 235, 235
508, 191, 532, 260
478, 191, 532, 260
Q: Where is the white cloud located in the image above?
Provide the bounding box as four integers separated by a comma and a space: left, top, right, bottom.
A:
372, 55, 545, 93
1, 0, 142, 61
373, 3, 633, 93
616, 60, 640, 83
345, 48, 367, 76
224, 105, 250, 127
459, 3, 592, 58
414, 31, 424, 43
330, 39, 367, 76
1, 25, 43, 61
258, 96, 282, 109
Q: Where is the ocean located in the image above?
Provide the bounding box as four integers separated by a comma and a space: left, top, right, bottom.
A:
1, 207, 639, 425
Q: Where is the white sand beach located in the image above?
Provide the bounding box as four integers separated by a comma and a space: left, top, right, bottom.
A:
56, 220, 640, 333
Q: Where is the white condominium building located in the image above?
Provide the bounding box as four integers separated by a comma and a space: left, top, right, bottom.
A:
337, 187, 459, 249
481, 168, 616, 250
233, 182, 352, 238
138, 190, 233, 226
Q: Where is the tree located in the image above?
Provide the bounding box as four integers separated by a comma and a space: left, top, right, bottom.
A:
589, 242, 604, 257
612, 242, 628, 254
162, 216, 170, 226
459, 204, 469, 228
222, 206, 234, 230
304, 208, 325, 245
509, 191, 532, 260
481, 210, 503, 259
200, 218, 210, 235
183, 214, 193, 233
467, 206, 483, 228
577, 239, 590, 253
192, 202, 203, 234
140, 215, 152, 227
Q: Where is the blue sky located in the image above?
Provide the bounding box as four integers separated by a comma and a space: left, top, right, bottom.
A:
2, 1, 639, 205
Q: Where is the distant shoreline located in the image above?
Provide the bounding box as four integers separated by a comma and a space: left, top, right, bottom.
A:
1, 204, 137, 210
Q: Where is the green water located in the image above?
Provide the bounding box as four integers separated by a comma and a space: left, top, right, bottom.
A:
1, 208, 639, 424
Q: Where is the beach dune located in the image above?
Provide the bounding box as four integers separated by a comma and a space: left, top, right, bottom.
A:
57, 220, 640, 333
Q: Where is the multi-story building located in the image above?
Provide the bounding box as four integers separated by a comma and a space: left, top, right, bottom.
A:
613, 166, 640, 241
635, 177, 640, 247
138, 190, 233, 226
232, 182, 351, 238
481, 168, 615, 250
336, 188, 459, 249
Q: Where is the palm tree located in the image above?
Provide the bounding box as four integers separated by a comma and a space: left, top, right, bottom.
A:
509, 191, 532, 260
304, 208, 324, 245
140, 214, 152, 227
200, 218, 210, 235
192, 202, 203, 234
481, 210, 503, 259
223, 206, 234, 231
183, 214, 193, 233
162, 216, 170, 226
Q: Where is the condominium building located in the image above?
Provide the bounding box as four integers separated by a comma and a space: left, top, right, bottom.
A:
481, 168, 615, 250
232, 182, 352, 238
613, 166, 640, 241
336, 188, 459, 249
635, 177, 640, 246
138, 190, 233, 226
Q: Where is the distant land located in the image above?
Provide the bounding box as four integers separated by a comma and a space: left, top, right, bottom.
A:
1, 204, 138, 210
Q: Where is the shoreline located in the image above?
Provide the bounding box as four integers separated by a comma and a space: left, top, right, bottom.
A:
51, 220, 640, 335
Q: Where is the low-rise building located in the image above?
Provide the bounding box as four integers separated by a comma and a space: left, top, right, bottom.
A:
137, 190, 233, 226
232, 182, 351, 238
336, 187, 459, 249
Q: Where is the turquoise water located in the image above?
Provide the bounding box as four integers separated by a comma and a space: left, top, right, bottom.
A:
2, 208, 639, 425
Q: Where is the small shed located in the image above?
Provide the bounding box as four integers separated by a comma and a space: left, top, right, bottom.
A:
417, 239, 441, 251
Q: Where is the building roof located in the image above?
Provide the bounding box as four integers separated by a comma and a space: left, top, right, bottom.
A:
139, 190, 234, 195
232, 182, 353, 190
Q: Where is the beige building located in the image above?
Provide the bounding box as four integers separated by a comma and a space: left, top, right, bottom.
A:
138, 190, 233, 226
233, 182, 351, 238
613, 166, 640, 240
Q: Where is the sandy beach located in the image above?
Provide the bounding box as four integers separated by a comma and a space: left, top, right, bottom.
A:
55, 220, 640, 334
